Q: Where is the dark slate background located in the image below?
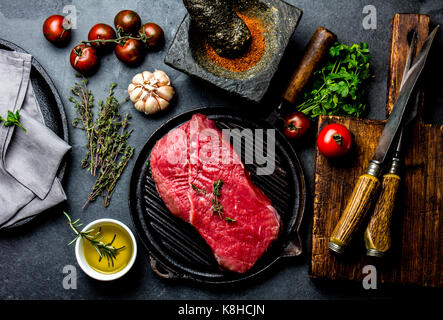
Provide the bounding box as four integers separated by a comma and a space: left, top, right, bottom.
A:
0, 0, 441, 299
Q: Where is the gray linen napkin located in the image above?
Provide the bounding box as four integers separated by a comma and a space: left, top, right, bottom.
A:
0, 49, 71, 228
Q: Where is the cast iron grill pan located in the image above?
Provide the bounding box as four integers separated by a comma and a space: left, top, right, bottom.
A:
129, 107, 305, 284
0, 39, 69, 230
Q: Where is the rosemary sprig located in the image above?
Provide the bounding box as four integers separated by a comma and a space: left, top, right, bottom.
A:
64, 212, 125, 267
69, 75, 135, 209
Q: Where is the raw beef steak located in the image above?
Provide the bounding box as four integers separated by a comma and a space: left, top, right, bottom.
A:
150, 114, 280, 273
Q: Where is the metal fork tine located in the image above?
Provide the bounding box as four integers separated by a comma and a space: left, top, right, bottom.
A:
401, 31, 417, 88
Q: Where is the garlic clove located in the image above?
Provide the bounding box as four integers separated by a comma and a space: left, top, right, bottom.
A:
139, 88, 149, 101
145, 95, 160, 114
155, 85, 175, 101
129, 86, 143, 102
142, 71, 154, 83
156, 96, 170, 111
128, 83, 136, 101
132, 73, 145, 86
134, 99, 146, 113
153, 69, 170, 86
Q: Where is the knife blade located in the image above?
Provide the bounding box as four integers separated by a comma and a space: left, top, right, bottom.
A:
328, 25, 439, 255
372, 26, 437, 167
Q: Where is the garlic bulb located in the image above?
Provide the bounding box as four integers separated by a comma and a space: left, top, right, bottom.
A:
128, 70, 175, 115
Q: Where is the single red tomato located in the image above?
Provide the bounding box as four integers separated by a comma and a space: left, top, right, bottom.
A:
43, 15, 71, 46
283, 112, 311, 139
317, 123, 352, 158
70, 44, 99, 75
114, 38, 144, 66
139, 23, 164, 49
88, 23, 116, 51
114, 10, 141, 35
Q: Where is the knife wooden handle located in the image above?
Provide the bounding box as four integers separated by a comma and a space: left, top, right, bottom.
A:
364, 173, 401, 257
282, 27, 336, 104
329, 174, 380, 254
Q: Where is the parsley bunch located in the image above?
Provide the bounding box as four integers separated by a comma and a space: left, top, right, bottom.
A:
296, 42, 371, 119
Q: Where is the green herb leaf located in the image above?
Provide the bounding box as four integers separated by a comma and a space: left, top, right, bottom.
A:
296, 42, 371, 119
2, 110, 26, 132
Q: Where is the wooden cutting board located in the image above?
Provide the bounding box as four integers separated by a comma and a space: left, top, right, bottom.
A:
309, 14, 442, 288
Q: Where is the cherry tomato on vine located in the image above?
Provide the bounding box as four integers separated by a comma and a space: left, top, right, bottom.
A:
317, 123, 352, 158
70, 44, 99, 75
114, 38, 144, 66
139, 23, 164, 49
283, 112, 311, 139
43, 15, 71, 46
88, 23, 116, 52
114, 10, 141, 35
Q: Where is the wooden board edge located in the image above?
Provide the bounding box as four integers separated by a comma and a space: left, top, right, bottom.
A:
386, 14, 430, 117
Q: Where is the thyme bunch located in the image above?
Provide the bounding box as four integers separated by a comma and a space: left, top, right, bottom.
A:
69, 76, 134, 209
64, 212, 125, 267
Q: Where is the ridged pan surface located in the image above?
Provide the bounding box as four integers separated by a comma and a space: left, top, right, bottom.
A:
0, 39, 69, 230
129, 107, 305, 284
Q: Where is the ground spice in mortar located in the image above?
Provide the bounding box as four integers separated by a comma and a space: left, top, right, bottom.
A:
204, 12, 265, 72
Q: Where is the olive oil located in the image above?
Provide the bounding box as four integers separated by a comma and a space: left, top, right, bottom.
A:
83, 223, 133, 274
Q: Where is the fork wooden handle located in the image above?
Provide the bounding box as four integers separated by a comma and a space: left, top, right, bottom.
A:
364, 173, 401, 257
329, 174, 380, 254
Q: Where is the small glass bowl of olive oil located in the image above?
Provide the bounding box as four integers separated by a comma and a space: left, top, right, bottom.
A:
75, 219, 137, 281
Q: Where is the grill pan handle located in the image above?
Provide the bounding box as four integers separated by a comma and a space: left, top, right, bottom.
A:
150, 256, 181, 279
282, 231, 303, 257
280, 156, 306, 258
